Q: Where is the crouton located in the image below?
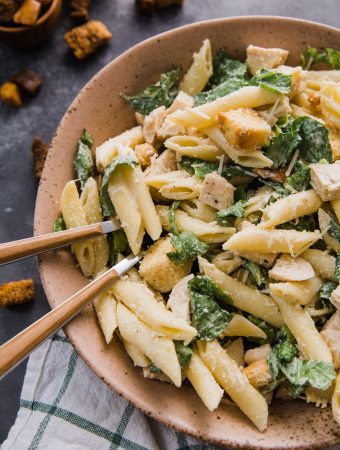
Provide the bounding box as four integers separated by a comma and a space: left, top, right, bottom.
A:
199, 172, 235, 211
70, 0, 90, 22
246, 45, 289, 76
11, 68, 43, 96
243, 359, 272, 389
218, 108, 272, 150
244, 344, 272, 365
0, 279, 34, 307
139, 236, 191, 292
155, 0, 183, 6
0, 0, 21, 22
136, 0, 183, 13
64, 20, 112, 59
13, 0, 41, 25
134, 143, 157, 168
32, 136, 49, 179
0, 82, 22, 107
310, 161, 340, 201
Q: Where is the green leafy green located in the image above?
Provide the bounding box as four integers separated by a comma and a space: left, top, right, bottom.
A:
109, 229, 128, 266
249, 69, 292, 95
122, 68, 181, 115
277, 215, 316, 232
74, 129, 94, 188
265, 117, 332, 169
319, 281, 337, 300
167, 202, 210, 264
100, 154, 138, 217
194, 78, 245, 105
187, 275, 233, 307
194, 50, 247, 105
53, 217, 66, 232
178, 156, 218, 179
284, 160, 311, 192
258, 178, 287, 196
208, 49, 247, 88
149, 364, 161, 373
328, 216, 340, 241
234, 186, 248, 202
188, 276, 233, 340
335, 256, 340, 282
216, 201, 245, 226
242, 260, 267, 288
301, 47, 340, 70
268, 326, 336, 397
174, 341, 193, 369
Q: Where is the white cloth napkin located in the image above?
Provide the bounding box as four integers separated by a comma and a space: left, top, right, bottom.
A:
1, 332, 220, 450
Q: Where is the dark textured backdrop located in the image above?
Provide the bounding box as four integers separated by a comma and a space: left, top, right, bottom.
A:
0, 0, 338, 444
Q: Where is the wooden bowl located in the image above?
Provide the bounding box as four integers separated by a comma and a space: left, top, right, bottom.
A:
35, 16, 340, 449
0, 0, 62, 48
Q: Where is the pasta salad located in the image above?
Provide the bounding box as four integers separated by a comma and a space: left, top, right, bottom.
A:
56, 40, 340, 432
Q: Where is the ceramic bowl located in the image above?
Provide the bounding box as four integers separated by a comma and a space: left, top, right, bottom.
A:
0, 0, 62, 48
34, 16, 340, 449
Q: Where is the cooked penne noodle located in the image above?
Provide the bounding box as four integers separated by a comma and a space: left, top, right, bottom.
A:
197, 340, 268, 432
117, 303, 182, 387
185, 348, 224, 411
222, 314, 267, 339
259, 190, 322, 229
167, 86, 280, 130
179, 39, 213, 96
180, 199, 216, 223
146, 170, 203, 200
301, 249, 337, 282
318, 208, 340, 253
93, 291, 117, 344
157, 205, 235, 243
112, 280, 197, 343
332, 373, 340, 426
199, 257, 283, 327
273, 295, 333, 363
165, 135, 223, 161
122, 339, 150, 368
269, 276, 322, 305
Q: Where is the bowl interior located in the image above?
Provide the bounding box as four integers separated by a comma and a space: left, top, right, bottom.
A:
35, 16, 340, 449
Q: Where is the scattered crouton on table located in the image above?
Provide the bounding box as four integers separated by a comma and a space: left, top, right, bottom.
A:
70, 0, 90, 22
64, 20, 112, 59
0, 82, 22, 107
11, 68, 43, 96
0, 279, 34, 307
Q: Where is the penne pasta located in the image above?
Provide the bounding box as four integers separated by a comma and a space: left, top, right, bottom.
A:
146, 170, 203, 200
165, 135, 223, 161
117, 303, 182, 387
301, 249, 337, 282
222, 314, 267, 339
197, 340, 268, 432
269, 276, 322, 305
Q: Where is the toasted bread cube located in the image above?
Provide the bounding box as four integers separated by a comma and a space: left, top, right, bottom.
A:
199, 172, 235, 211
243, 359, 272, 389
70, 0, 90, 22
310, 161, 340, 201
0, 82, 22, 107
13, 0, 41, 25
0, 0, 21, 22
64, 20, 112, 59
139, 236, 191, 293
219, 108, 271, 150
11, 68, 43, 96
134, 143, 157, 168
246, 45, 289, 76
0, 279, 34, 307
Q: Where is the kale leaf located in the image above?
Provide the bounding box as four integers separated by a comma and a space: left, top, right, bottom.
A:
284, 160, 311, 193
336, 256, 340, 282
188, 276, 233, 340
319, 281, 337, 300
247, 315, 278, 345
53, 217, 66, 232
122, 67, 181, 115
216, 200, 245, 226
249, 69, 292, 95
277, 215, 316, 232
100, 153, 138, 217
178, 156, 218, 179
265, 117, 332, 169
301, 46, 340, 70
194, 49, 247, 105
74, 129, 94, 188
268, 326, 336, 397
167, 202, 210, 264
109, 229, 128, 266
174, 341, 193, 369
242, 260, 267, 288
187, 275, 233, 308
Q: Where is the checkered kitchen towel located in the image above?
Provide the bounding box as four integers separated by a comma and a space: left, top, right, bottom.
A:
1, 332, 221, 450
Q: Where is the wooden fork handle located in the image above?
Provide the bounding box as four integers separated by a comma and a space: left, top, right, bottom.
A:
0, 267, 119, 379
0, 223, 104, 266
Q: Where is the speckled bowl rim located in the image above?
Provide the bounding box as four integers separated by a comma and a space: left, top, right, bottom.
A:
35, 16, 340, 450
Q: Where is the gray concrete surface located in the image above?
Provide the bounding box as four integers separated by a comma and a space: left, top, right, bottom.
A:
0, 0, 339, 445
